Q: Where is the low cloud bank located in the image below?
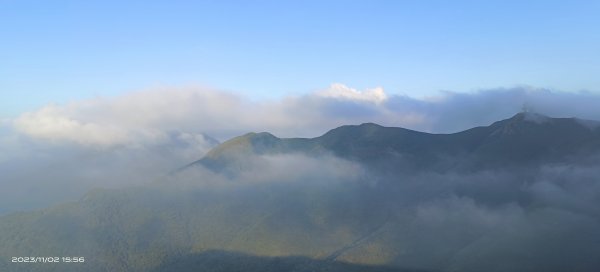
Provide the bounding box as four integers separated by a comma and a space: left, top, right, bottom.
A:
2, 83, 600, 216
145, 151, 600, 271
9, 84, 600, 147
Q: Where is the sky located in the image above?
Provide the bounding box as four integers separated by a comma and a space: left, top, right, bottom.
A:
2, 0, 600, 117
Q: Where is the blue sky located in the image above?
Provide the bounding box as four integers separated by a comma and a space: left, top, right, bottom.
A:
1, 0, 599, 117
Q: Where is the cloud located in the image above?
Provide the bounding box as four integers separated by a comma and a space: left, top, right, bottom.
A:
317, 83, 387, 104
11, 84, 600, 150
14, 105, 132, 147
4, 83, 600, 214
401, 87, 600, 132
4, 84, 600, 270
168, 153, 366, 190
12, 88, 236, 148
68, 150, 600, 271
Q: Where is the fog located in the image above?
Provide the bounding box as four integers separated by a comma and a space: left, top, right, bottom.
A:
3, 84, 600, 215
2, 85, 600, 271
136, 151, 600, 271
0, 129, 217, 214
2, 126, 600, 270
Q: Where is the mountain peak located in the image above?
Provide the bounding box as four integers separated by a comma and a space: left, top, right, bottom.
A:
509, 112, 551, 123
318, 122, 403, 143
501, 112, 600, 130
202, 132, 280, 160
358, 122, 383, 127
243, 131, 279, 141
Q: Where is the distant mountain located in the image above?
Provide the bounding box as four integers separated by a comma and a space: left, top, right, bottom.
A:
2, 112, 600, 272
192, 112, 600, 173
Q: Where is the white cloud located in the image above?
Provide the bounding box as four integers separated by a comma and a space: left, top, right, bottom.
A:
317, 83, 387, 104
12, 88, 238, 148
14, 105, 132, 147
9, 84, 600, 150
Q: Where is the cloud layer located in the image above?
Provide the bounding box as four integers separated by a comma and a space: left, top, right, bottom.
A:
11, 84, 600, 149
3, 84, 600, 214
2, 85, 600, 271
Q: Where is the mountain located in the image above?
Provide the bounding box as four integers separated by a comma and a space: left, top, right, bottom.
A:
2, 112, 600, 272
192, 112, 600, 173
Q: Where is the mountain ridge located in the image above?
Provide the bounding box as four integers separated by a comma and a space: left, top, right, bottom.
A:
191, 112, 600, 174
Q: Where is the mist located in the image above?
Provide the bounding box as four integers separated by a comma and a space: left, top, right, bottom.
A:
2, 131, 600, 271
0, 129, 217, 214
64, 150, 600, 271
2, 85, 600, 271
3, 84, 600, 214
